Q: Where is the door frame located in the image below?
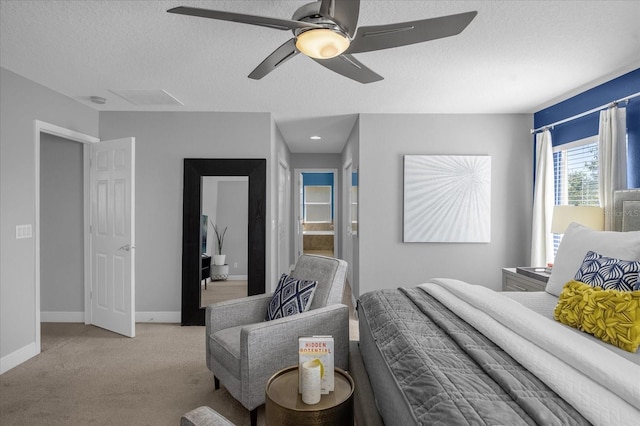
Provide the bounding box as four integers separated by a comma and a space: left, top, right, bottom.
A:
293, 168, 339, 259
34, 120, 99, 353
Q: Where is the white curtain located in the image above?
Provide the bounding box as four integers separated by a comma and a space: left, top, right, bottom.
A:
531, 130, 554, 266
598, 107, 627, 230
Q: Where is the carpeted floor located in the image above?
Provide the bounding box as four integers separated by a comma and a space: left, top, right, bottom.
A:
0, 283, 358, 426
0, 323, 256, 426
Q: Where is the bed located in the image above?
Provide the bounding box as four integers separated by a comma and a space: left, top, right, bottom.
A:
350, 190, 640, 426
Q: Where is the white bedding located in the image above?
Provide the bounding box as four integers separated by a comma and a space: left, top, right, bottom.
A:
419, 278, 640, 426
503, 290, 640, 364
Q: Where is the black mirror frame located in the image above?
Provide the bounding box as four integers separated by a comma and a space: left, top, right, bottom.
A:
181, 158, 266, 325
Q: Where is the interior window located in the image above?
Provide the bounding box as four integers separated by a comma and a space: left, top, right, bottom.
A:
552, 135, 599, 253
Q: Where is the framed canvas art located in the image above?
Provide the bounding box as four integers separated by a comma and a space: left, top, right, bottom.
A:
403, 155, 491, 243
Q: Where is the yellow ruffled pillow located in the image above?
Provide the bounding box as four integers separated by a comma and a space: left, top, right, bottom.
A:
554, 280, 640, 352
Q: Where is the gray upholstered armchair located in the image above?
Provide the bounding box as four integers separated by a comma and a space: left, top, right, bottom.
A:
205, 254, 349, 426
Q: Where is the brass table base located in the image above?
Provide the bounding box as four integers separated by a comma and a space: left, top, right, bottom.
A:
265, 366, 354, 426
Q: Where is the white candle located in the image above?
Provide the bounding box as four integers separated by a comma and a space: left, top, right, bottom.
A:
301, 359, 322, 405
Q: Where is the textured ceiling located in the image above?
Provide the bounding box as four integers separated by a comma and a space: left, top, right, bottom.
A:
1, 1, 639, 153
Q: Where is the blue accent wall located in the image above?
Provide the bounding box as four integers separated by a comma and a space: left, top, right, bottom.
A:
534, 68, 640, 188
302, 172, 334, 186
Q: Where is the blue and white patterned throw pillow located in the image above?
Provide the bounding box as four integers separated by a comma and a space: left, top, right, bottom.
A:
265, 274, 318, 321
573, 251, 640, 291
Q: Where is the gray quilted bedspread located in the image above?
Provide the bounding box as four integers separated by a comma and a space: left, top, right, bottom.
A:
359, 287, 591, 425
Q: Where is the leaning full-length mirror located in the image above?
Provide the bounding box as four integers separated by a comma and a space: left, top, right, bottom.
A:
182, 159, 266, 326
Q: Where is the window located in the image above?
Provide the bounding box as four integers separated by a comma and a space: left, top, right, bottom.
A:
304, 185, 332, 223
552, 135, 599, 253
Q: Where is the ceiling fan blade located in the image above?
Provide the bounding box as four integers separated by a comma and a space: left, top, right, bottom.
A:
312, 54, 383, 84
318, 0, 332, 17
248, 39, 299, 80
167, 6, 322, 31
348, 11, 477, 54
319, 0, 360, 37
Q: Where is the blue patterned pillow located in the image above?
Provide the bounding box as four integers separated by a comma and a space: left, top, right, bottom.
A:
265, 274, 318, 321
573, 251, 640, 291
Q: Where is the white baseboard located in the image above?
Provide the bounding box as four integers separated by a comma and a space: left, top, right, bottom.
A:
135, 312, 180, 323
1, 342, 37, 375
40, 311, 181, 324
41, 311, 85, 322
227, 275, 247, 280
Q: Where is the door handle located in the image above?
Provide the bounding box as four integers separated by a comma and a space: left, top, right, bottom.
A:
118, 244, 134, 251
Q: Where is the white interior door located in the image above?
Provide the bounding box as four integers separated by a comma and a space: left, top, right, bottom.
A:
90, 137, 135, 337
295, 171, 304, 259
277, 160, 291, 275
343, 162, 354, 285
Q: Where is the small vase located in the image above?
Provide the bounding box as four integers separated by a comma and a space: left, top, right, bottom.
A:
213, 254, 226, 266
211, 264, 229, 281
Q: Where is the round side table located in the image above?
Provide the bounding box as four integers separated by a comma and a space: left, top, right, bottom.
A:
265, 366, 354, 426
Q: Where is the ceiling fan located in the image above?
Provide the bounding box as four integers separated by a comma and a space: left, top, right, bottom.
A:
168, 0, 477, 84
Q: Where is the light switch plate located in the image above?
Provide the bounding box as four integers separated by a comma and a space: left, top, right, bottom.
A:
16, 224, 32, 239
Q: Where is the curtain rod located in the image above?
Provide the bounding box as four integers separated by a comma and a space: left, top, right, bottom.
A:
530, 91, 640, 135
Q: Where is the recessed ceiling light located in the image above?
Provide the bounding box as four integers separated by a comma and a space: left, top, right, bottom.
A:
310, 136, 322, 140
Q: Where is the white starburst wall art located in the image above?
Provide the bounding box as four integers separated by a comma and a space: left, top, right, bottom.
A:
403, 155, 491, 243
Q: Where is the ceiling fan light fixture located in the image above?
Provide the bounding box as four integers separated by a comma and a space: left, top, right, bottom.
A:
295, 28, 350, 59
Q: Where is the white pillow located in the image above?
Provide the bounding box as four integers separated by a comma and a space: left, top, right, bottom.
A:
545, 222, 640, 296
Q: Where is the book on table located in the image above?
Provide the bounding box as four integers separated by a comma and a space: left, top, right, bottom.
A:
298, 335, 334, 394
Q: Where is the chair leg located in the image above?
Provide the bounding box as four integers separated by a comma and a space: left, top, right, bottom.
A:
214, 375, 220, 390
250, 408, 257, 426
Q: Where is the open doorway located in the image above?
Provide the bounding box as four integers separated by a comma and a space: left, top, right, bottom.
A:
34, 121, 97, 354
35, 121, 136, 354
40, 133, 85, 323
294, 169, 338, 259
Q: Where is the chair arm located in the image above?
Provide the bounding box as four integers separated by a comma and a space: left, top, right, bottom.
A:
238, 304, 350, 409
206, 294, 272, 335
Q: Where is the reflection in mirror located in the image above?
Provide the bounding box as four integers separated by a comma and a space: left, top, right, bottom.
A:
200, 177, 248, 308
351, 169, 358, 237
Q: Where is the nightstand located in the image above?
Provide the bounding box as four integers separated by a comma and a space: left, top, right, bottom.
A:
201, 254, 211, 289
502, 267, 549, 292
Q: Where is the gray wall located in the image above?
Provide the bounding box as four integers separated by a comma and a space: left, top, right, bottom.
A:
40, 134, 84, 313
0, 66, 534, 372
290, 153, 342, 169
98, 111, 273, 313
1, 67, 99, 361
217, 180, 249, 275
358, 113, 533, 294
